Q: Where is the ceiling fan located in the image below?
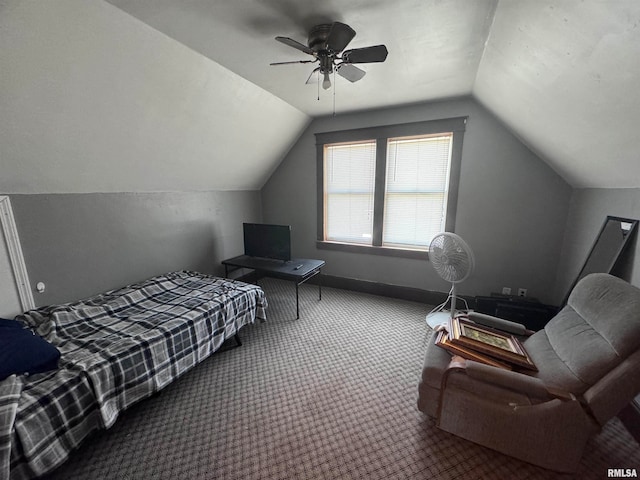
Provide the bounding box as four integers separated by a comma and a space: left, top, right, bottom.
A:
270, 22, 388, 90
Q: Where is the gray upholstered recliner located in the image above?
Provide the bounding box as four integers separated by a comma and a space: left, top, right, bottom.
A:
417, 273, 640, 473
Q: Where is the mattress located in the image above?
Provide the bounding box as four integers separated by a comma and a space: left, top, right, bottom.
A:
0, 271, 267, 479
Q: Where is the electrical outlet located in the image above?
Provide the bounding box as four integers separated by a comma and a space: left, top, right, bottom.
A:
518, 288, 527, 297
501, 287, 511, 295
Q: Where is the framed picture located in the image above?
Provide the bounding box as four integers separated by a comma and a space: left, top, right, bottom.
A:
434, 331, 512, 370
449, 316, 537, 371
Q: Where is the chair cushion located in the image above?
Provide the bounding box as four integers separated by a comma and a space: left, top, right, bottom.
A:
0, 318, 61, 380
568, 273, 640, 357
526, 273, 640, 395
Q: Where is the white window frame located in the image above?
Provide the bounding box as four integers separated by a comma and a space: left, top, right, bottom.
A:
316, 117, 466, 260
323, 140, 377, 245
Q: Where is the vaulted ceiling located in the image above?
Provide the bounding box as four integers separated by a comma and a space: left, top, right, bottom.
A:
2, 1, 639, 194
106, 0, 640, 188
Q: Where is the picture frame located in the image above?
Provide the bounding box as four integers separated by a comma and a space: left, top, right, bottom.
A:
449, 316, 537, 371
434, 330, 512, 370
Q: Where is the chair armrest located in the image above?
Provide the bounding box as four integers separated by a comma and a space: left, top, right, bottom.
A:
467, 311, 534, 336
438, 358, 595, 473
443, 357, 574, 401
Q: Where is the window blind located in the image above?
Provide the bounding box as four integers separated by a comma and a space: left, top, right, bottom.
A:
324, 141, 376, 244
383, 134, 452, 249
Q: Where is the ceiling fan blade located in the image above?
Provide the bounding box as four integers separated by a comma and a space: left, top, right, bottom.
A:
305, 67, 320, 85
275, 36, 314, 55
342, 45, 388, 64
270, 60, 315, 66
326, 22, 356, 53
336, 63, 366, 83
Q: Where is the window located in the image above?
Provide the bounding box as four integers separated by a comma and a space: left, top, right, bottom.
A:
383, 134, 452, 249
316, 117, 466, 259
324, 141, 376, 244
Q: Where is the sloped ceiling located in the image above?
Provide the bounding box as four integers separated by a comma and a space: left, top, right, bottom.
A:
106, 0, 497, 116
2, 0, 640, 193
0, 0, 309, 194
106, 0, 640, 189
474, 1, 640, 188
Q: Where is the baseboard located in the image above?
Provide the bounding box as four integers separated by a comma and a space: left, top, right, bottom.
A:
232, 270, 467, 309
312, 274, 468, 307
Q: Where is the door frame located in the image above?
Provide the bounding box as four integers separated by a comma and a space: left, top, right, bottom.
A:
0, 195, 35, 313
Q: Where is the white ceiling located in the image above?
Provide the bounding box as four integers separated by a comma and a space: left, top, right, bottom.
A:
106, 0, 496, 117
475, 1, 640, 188
106, 0, 640, 189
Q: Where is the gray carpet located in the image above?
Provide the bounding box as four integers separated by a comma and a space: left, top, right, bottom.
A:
46, 278, 640, 479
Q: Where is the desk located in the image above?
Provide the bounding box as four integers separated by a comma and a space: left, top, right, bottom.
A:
222, 255, 325, 319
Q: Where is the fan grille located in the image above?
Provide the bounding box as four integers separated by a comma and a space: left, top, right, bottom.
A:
429, 233, 474, 283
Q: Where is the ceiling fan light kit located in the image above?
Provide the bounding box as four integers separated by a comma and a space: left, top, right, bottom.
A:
271, 21, 388, 93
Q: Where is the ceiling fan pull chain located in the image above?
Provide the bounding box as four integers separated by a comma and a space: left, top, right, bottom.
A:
317, 72, 320, 101
332, 69, 336, 116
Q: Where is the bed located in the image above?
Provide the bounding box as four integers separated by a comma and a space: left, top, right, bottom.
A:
0, 271, 267, 479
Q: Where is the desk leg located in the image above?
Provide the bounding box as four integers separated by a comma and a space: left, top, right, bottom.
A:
295, 282, 300, 319
318, 270, 322, 301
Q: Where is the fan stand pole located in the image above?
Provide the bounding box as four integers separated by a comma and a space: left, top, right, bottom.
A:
450, 285, 458, 318
426, 284, 453, 329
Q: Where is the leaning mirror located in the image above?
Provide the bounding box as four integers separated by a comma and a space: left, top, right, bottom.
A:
563, 216, 638, 305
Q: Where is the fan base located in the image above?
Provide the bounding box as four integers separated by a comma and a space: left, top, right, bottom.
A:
426, 311, 452, 329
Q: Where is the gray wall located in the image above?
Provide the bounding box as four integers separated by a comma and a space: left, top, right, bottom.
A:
555, 188, 640, 304
9, 191, 260, 306
261, 97, 572, 305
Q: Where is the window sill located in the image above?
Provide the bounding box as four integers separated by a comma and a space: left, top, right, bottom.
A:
316, 240, 429, 260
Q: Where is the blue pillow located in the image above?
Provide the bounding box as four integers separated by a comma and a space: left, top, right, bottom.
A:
0, 318, 61, 380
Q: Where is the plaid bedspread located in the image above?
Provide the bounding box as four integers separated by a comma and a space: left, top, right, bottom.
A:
1, 271, 266, 479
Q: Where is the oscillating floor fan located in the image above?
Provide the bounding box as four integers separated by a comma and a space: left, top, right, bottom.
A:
426, 232, 475, 329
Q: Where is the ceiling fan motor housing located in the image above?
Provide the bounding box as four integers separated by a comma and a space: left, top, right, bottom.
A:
308, 24, 336, 74
307, 24, 333, 52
